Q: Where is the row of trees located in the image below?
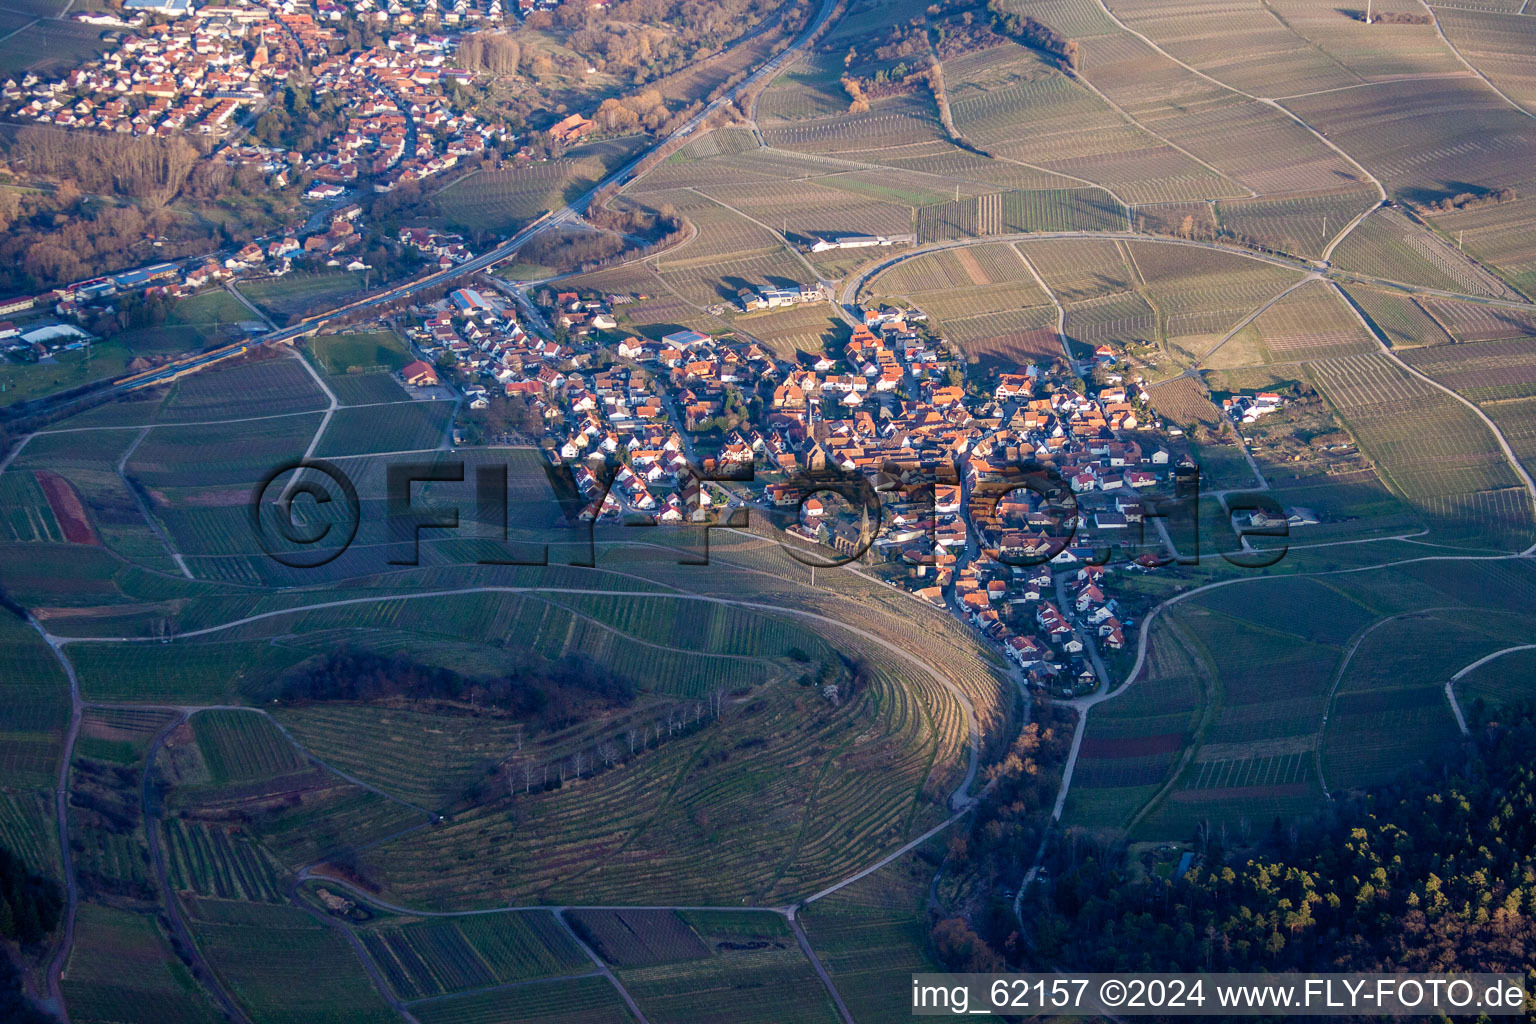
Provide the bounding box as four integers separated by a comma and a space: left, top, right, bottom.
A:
503, 689, 729, 797
271, 646, 636, 730
10, 127, 201, 207
986, 1, 1080, 70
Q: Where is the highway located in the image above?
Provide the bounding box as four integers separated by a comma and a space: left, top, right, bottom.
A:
39, 0, 841, 411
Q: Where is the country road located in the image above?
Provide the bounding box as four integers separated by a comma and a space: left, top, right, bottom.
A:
838, 229, 1536, 316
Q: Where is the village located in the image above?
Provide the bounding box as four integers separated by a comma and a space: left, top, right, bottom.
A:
377, 277, 1292, 699
5, 0, 515, 195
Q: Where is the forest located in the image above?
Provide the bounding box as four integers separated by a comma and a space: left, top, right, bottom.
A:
1014, 702, 1536, 976
271, 646, 638, 729
0, 845, 62, 1024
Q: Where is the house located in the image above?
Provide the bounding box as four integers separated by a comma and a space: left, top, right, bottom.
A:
402, 359, 439, 386
548, 112, 594, 144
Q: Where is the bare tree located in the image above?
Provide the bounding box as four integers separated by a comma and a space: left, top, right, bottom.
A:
522, 761, 535, 795
626, 728, 638, 756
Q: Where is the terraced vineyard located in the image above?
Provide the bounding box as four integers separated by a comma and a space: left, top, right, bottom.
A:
357, 654, 951, 908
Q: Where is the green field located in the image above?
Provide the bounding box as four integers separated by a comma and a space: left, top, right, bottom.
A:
313, 400, 455, 456
412, 975, 635, 1024
62, 902, 220, 1024
186, 898, 399, 1024
236, 272, 365, 320
308, 331, 414, 376
359, 911, 588, 999
607, 911, 841, 1024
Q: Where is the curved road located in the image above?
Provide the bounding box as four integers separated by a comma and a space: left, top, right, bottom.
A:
839, 229, 1536, 318
45, 585, 983, 813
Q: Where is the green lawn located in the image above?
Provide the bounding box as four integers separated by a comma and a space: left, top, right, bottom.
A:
308, 331, 413, 375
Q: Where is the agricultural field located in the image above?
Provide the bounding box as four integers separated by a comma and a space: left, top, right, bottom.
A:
338, 606, 965, 909
1343, 286, 1453, 348
313, 399, 455, 457
1202, 280, 1376, 369
236, 271, 367, 321
1063, 628, 1206, 834
1452, 646, 1536, 713
1308, 352, 1533, 548
185, 897, 399, 1024
1401, 337, 1536, 404
605, 911, 842, 1024
16, 4, 1536, 1019
412, 976, 635, 1024
1284, 78, 1536, 211
307, 331, 413, 376
162, 818, 288, 902
1144, 375, 1220, 426
435, 137, 648, 232
126, 413, 322, 489
1319, 606, 1532, 790
107, 288, 261, 358
1331, 207, 1513, 297
730, 303, 846, 360
359, 911, 588, 999
62, 902, 221, 1024
0, 611, 70, 789
1427, 195, 1536, 298
1115, 579, 1384, 840
1215, 189, 1379, 262
801, 845, 1006, 1023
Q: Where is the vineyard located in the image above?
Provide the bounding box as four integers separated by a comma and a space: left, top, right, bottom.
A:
1402, 337, 1536, 403
566, 910, 709, 967
1064, 633, 1203, 831
1145, 375, 1220, 426
434, 140, 646, 231
1017, 238, 1134, 301
915, 188, 1126, 242
358, 657, 950, 909
154, 355, 329, 422
1331, 207, 1509, 296
801, 846, 1004, 1022
187, 897, 398, 1024
126, 414, 322, 489
611, 911, 842, 1024
1309, 353, 1526, 533
162, 819, 287, 902
1320, 607, 1528, 790
192, 710, 307, 785
1207, 280, 1375, 368
313, 400, 455, 457
360, 912, 587, 999
1215, 189, 1379, 261
1345, 286, 1453, 348
62, 902, 221, 1024
0, 613, 69, 789
412, 976, 632, 1024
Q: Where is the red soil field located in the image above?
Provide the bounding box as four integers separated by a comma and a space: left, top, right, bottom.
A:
34, 470, 100, 545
